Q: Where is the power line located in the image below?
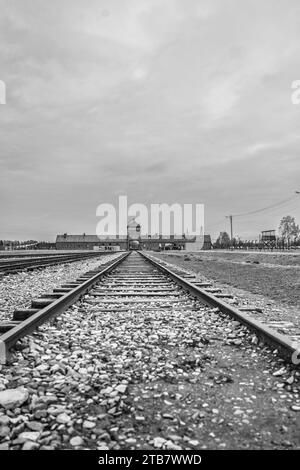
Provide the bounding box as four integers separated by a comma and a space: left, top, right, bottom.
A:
207, 193, 300, 234
232, 194, 299, 218
239, 197, 300, 220
225, 191, 300, 241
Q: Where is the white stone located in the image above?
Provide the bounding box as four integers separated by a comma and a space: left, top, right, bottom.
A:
273, 367, 286, 377
36, 364, 49, 372
115, 384, 127, 394
125, 438, 137, 445
83, 420, 96, 429
153, 437, 166, 448
97, 442, 110, 450
22, 441, 40, 450
0, 443, 9, 450
0, 415, 10, 425
188, 439, 200, 446
56, 413, 71, 424
0, 388, 29, 410
18, 431, 40, 442
70, 436, 84, 447
165, 440, 182, 450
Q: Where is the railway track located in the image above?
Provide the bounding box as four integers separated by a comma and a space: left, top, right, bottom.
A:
0, 251, 299, 366
0, 252, 109, 276
141, 253, 300, 363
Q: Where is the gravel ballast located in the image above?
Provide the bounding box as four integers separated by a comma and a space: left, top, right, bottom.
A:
0, 253, 120, 323
153, 252, 300, 337
0, 254, 299, 450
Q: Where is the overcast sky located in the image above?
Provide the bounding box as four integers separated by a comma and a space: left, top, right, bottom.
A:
0, 0, 300, 241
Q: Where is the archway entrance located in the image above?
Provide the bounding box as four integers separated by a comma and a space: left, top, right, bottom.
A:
129, 240, 140, 250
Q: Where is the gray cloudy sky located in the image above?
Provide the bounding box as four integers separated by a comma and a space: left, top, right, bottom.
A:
0, 0, 300, 241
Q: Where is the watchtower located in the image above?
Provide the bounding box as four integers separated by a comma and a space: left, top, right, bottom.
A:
127, 218, 141, 250
260, 230, 276, 249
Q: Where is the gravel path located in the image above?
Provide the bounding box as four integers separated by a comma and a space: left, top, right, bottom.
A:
0, 255, 299, 450
156, 252, 300, 308
0, 253, 120, 323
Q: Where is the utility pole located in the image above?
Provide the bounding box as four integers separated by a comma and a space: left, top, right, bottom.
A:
225, 192, 300, 251
229, 215, 233, 240
226, 215, 233, 242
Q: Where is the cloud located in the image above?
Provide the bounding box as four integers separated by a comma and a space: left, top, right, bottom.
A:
0, 0, 300, 239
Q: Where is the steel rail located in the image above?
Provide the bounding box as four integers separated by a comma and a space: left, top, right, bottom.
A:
139, 252, 299, 364
0, 254, 89, 268
0, 252, 101, 267
0, 252, 130, 364
0, 252, 108, 275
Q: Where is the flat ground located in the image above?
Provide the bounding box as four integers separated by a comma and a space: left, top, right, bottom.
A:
154, 251, 300, 308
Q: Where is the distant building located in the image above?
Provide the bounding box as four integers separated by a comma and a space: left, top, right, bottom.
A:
56, 234, 126, 251
36, 242, 56, 250
127, 218, 141, 240
55, 232, 211, 251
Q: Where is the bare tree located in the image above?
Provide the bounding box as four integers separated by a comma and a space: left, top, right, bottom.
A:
279, 215, 299, 246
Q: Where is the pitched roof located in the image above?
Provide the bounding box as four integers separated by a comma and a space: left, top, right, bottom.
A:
56, 234, 127, 243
